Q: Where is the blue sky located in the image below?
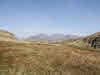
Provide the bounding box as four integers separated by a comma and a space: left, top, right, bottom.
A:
0, 0, 100, 37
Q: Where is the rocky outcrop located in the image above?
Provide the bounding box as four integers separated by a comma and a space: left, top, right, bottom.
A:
61, 32, 100, 49
83, 32, 100, 48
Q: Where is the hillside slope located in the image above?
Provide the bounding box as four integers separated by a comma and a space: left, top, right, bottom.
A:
0, 30, 100, 75
61, 32, 100, 50
0, 30, 16, 40
0, 39, 100, 75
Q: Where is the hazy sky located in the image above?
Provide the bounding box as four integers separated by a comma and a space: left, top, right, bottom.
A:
0, 0, 100, 37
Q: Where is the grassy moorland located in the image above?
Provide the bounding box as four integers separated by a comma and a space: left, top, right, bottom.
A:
0, 30, 100, 75
0, 40, 100, 75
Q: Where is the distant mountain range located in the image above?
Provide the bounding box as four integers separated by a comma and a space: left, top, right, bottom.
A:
24, 33, 79, 42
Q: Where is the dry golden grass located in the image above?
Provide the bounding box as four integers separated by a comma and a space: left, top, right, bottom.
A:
0, 40, 100, 75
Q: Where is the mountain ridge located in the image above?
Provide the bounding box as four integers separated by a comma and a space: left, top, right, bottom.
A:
24, 33, 79, 42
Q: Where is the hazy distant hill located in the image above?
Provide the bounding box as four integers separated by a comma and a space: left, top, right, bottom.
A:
25, 33, 78, 42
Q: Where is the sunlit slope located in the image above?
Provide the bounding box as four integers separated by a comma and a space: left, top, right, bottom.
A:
0, 39, 100, 75
0, 30, 100, 75
0, 30, 16, 40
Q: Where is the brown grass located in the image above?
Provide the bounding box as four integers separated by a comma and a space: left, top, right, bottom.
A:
0, 40, 100, 75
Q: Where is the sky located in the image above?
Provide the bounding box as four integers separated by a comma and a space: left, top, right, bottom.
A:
0, 0, 100, 37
